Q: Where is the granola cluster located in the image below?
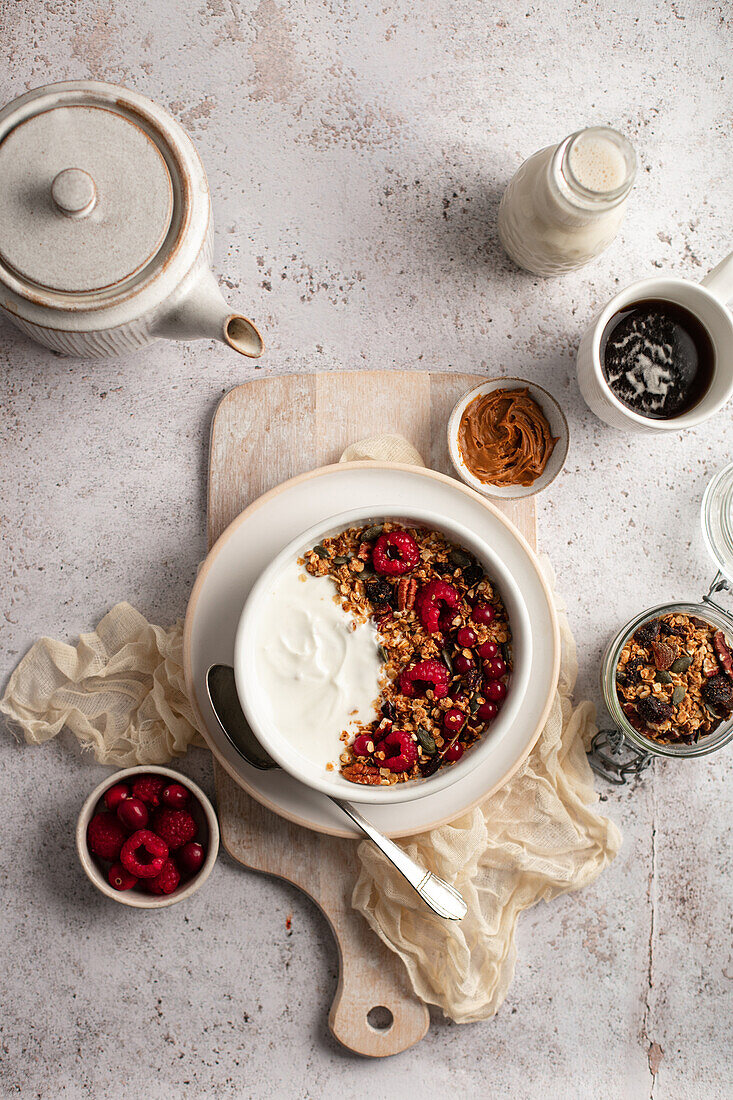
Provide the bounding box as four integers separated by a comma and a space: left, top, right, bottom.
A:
303, 521, 512, 785
615, 612, 733, 745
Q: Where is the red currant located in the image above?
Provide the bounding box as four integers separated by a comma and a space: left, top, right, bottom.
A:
471, 603, 496, 626
444, 742, 464, 762
483, 657, 507, 680
161, 782, 191, 809
485, 680, 507, 702
177, 842, 205, 875
443, 708, 466, 733
456, 626, 477, 648
453, 653, 475, 674
108, 862, 138, 891
476, 640, 499, 660
478, 700, 499, 722
352, 733, 375, 757
104, 783, 130, 811
117, 796, 149, 831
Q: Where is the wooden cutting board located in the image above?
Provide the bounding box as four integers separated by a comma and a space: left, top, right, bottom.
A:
209, 371, 537, 1057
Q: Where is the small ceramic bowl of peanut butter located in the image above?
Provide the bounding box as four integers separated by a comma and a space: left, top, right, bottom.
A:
448, 377, 569, 499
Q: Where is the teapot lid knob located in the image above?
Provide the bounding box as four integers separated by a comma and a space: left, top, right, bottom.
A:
51, 168, 97, 218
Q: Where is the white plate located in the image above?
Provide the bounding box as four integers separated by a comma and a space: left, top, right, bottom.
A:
183, 463, 560, 838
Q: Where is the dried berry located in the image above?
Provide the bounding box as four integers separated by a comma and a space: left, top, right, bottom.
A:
651, 639, 675, 671
702, 674, 733, 712
365, 578, 392, 606
636, 696, 674, 726
462, 564, 484, 588
381, 701, 398, 722
634, 619, 660, 646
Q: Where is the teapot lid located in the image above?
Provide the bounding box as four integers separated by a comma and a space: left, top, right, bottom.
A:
0, 83, 197, 301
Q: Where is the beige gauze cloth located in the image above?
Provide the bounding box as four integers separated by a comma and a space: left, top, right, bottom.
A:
1, 435, 621, 1023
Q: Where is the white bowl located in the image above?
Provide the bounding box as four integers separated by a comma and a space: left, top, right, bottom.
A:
447, 377, 569, 499
76, 765, 220, 909
234, 508, 532, 804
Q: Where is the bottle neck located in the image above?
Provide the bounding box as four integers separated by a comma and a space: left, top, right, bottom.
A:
548, 126, 636, 220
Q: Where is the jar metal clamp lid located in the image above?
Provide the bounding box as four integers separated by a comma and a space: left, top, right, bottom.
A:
588, 464, 733, 784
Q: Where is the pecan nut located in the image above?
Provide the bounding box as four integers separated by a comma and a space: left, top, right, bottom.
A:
397, 577, 418, 610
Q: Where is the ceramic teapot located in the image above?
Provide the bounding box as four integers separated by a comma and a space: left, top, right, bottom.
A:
0, 81, 263, 359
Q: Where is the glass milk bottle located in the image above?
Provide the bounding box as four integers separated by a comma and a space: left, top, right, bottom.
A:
498, 126, 636, 276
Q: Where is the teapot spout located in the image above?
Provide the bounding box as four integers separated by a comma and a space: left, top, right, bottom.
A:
153, 266, 264, 358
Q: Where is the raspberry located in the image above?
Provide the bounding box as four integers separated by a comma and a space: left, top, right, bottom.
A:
161, 782, 190, 809
399, 658, 450, 700
483, 657, 507, 680
87, 812, 127, 861
145, 858, 180, 895
372, 530, 420, 576
120, 830, 169, 878
151, 808, 197, 850
417, 579, 460, 634
108, 862, 138, 891
178, 842, 205, 875
131, 775, 165, 806
381, 730, 418, 772
456, 626, 477, 648
104, 783, 130, 811
444, 741, 464, 762
471, 603, 496, 626
117, 796, 149, 831
443, 708, 466, 733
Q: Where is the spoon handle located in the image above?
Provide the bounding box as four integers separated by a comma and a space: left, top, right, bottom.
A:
332, 797, 467, 921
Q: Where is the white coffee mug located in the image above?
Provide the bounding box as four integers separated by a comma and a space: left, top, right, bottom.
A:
577, 251, 733, 433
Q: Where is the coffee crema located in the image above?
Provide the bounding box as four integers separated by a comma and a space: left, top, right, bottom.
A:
601, 299, 714, 419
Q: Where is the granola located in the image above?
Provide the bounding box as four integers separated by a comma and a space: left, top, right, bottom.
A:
615, 612, 733, 745
303, 521, 512, 785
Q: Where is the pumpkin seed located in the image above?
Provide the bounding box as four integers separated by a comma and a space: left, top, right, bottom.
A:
671, 685, 686, 705
361, 524, 384, 541
654, 670, 673, 684
670, 655, 692, 674
313, 544, 329, 559
416, 727, 437, 755
332, 555, 350, 565
470, 694, 482, 714
441, 647, 454, 674
704, 701, 722, 720
377, 645, 388, 663
501, 642, 511, 664
449, 548, 472, 569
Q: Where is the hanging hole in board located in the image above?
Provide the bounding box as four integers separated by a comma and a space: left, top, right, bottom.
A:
367, 1005, 394, 1031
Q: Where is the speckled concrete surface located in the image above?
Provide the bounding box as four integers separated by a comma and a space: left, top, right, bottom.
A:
1, 1, 731, 1097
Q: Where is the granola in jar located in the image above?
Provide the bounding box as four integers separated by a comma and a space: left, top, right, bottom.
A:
302, 521, 512, 786
615, 611, 733, 745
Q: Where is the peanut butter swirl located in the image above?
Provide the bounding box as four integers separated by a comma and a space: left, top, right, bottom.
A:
458, 387, 557, 487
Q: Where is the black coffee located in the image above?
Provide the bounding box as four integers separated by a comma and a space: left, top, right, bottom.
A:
601, 299, 714, 419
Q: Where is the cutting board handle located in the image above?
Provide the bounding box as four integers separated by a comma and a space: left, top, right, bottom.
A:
325, 909, 430, 1057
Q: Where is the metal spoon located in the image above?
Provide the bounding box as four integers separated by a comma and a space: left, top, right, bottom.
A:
206, 664, 467, 921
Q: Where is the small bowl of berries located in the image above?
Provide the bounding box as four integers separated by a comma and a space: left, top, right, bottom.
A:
76, 765, 220, 908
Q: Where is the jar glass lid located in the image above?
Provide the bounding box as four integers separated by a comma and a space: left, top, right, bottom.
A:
701, 462, 733, 583
0, 103, 173, 294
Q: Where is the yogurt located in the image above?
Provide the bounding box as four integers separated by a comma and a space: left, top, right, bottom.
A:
255, 560, 383, 767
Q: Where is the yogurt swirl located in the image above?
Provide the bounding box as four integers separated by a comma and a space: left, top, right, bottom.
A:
255, 560, 382, 766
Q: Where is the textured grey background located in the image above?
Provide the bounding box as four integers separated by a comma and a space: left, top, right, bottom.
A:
1, 1, 731, 1097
